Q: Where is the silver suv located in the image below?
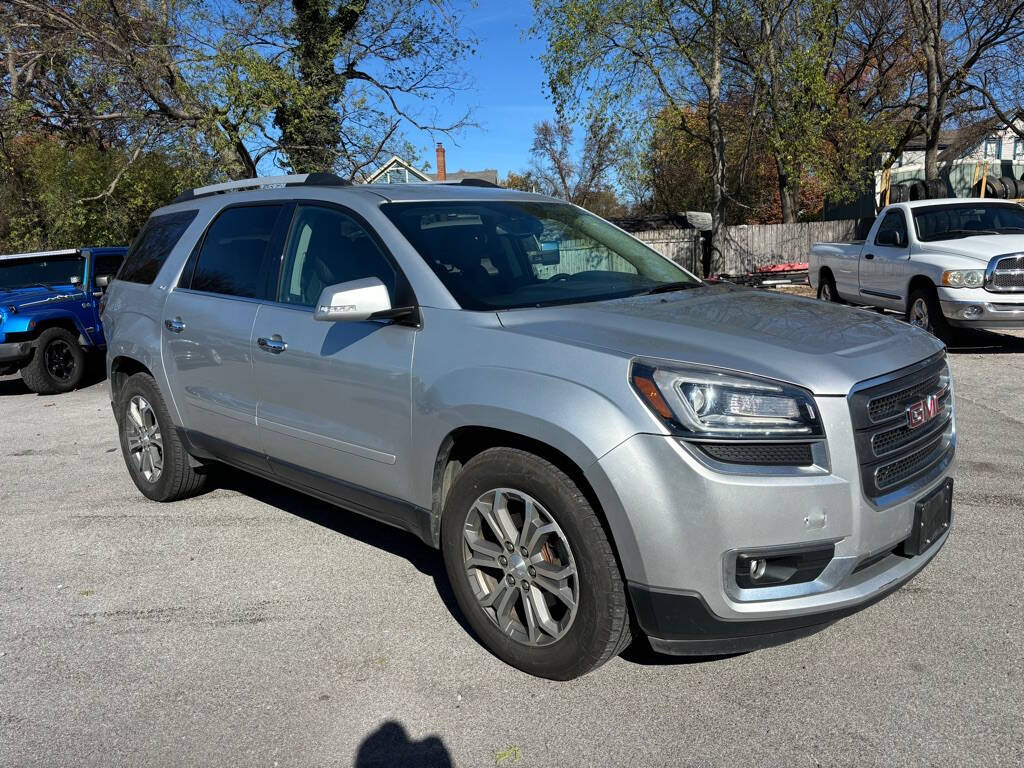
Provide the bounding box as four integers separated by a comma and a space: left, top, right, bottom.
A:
103, 174, 956, 679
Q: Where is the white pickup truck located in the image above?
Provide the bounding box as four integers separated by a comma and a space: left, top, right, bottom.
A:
810, 198, 1024, 337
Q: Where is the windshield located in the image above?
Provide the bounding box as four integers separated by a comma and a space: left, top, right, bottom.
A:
912, 203, 1024, 242
381, 201, 699, 309
0, 254, 85, 290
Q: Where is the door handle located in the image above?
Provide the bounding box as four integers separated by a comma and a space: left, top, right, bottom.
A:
257, 335, 287, 354
864, 253, 875, 260
165, 317, 186, 333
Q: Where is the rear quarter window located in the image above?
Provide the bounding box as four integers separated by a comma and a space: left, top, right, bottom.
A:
117, 210, 199, 284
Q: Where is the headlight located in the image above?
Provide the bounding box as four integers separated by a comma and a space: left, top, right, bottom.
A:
942, 270, 984, 288
630, 361, 824, 438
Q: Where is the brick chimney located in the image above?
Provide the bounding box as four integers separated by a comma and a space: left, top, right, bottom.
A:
435, 142, 447, 181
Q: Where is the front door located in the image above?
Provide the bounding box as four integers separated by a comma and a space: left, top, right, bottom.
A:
859, 209, 910, 306
161, 202, 290, 468
251, 203, 416, 506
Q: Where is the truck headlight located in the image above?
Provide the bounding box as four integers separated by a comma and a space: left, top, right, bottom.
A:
631, 361, 824, 438
942, 270, 984, 288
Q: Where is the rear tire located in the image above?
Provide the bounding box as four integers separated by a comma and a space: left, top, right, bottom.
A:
21, 327, 86, 394
817, 272, 843, 304
117, 372, 209, 501
441, 447, 631, 679
906, 286, 950, 341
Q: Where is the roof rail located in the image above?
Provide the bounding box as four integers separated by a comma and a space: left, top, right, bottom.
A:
172, 172, 351, 203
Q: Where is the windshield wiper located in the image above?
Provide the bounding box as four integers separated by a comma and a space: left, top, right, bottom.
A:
993, 227, 1024, 233
934, 229, 1000, 239
638, 281, 701, 296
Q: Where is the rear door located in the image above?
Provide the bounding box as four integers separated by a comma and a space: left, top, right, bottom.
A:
251, 202, 417, 506
859, 210, 910, 306
161, 202, 290, 468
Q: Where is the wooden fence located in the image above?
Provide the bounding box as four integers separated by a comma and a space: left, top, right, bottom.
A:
631, 219, 859, 276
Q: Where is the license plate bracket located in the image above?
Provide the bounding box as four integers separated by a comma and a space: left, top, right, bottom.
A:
901, 478, 953, 557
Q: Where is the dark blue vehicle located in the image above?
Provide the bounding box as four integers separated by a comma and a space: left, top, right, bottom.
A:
0, 246, 127, 393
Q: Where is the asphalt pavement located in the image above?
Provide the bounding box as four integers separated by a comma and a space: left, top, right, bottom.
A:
1, 331, 1022, 767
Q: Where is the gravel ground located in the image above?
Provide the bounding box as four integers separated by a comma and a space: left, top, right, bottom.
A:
1, 331, 1022, 768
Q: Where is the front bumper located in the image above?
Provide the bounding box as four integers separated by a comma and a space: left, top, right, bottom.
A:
937, 287, 1024, 330
586, 396, 955, 654
0, 341, 33, 366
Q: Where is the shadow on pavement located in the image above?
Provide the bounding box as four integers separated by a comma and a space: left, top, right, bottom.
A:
210, 467, 474, 638
354, 721, 453, 768
0, 375, 30, 396
945, 329, 1024, 354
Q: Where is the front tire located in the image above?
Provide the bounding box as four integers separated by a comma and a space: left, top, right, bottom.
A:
21, 327, 85, 394
441, 447, 631, 679
117, 372, 209, 501
906, 286, 950, 340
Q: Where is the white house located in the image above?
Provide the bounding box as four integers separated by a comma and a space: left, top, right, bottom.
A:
362, 143, 499, 186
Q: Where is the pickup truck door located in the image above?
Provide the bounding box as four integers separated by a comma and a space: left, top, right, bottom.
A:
250, 202, 417, 510
859, 209, 910, 307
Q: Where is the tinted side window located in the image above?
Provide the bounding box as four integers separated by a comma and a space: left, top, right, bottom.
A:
118, 210, 198, 284
190, 205, 284, 300
875, 211, 907, 246
94, 252, 125, 278
278, 205, 396, 307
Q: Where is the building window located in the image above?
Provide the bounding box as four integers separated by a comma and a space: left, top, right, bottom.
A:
984, 137, 1002, 159
1015, 138, 1023, 160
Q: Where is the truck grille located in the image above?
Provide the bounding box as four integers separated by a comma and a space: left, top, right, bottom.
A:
986, 254, 1024, 292
849, 354, 954, 499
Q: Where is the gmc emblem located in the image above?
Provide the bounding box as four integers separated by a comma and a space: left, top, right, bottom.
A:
907, 394, 940, 430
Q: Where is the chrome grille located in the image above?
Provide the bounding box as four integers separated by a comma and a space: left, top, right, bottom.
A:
986, 254, 1024, 292
849, 354, 954, 500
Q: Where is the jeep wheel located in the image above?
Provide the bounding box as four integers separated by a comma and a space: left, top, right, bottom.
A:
441, 447, 631, 679
118, 372, 209, 502
21, 327, 85, 394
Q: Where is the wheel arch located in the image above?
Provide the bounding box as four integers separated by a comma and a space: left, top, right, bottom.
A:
429, 426, 628, 575
906, 274, 937, 310
109, 355, 154, 405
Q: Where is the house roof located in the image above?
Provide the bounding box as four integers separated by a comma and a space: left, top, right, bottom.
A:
428, 169, 499, 185
362, 155, 498, 186
362, 156, 432, 184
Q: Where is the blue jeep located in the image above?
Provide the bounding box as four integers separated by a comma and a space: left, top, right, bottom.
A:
0, 246, 127, 393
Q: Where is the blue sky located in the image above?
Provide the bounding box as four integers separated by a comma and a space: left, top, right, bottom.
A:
404, 0, 556, 178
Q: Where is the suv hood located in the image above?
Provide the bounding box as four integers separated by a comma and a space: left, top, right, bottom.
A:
496, 284, 943, 395
920, 233, 1024, 263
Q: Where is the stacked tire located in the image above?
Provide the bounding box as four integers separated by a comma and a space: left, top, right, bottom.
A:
973, 175, 1020, 199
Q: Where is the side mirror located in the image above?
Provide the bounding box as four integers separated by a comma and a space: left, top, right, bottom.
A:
877, 229, 905, 248
314, 277, 392, 323
95, 275, 111, 289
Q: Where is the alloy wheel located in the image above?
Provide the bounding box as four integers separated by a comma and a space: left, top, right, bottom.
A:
910, 297, 930, 330
821, 283, 833, 301
44, 339, 76, 382
462, 488, 579, 647
125, 395, 164, 482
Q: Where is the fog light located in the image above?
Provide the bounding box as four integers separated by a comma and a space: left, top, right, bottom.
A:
747, 558, 767, 581
735, 545, 835, 589
963, 305, 983, 319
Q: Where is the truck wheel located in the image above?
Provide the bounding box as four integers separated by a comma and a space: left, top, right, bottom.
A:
20, 327, 86, 394
117, 372, 209, 502
817, 273, 843, 304
906, 287, 950, 340
441, 447, 632, 680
